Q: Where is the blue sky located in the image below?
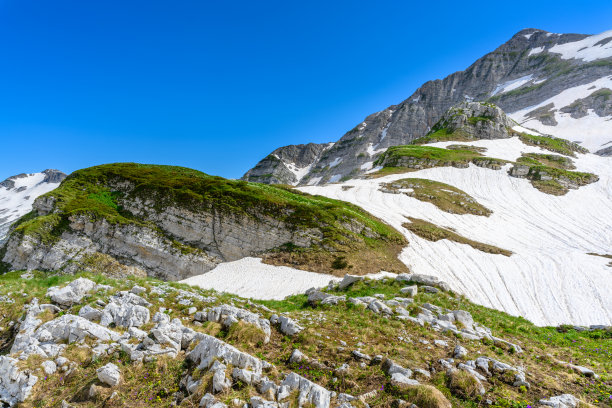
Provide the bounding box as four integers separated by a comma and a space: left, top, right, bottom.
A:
1, 0, 611, 180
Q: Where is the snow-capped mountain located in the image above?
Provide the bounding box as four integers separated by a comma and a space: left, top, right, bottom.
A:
244, 28, 612, 185
0, 169, 66, 243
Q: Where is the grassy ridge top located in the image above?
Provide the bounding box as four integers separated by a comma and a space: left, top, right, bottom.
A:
9, 163, 408, 276
19, 163, 402, 241
375, 146, 482, 166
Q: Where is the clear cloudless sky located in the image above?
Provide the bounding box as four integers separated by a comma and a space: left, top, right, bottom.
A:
1, 0, 611, 180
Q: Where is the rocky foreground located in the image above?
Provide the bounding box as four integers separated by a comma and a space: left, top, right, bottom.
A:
0, 271, 609, 408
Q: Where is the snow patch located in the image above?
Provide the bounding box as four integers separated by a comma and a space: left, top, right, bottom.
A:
299, 138, 612, 326
509, 76, 612, 151
0, 173, 62, 243
329, 157, 342, 168
181, 257, 398, 300
528, 46, 544, 56
329, 174, 342, 183
549, 29, 612, 62
360, 161, 374, 171
491, 75, 534, 96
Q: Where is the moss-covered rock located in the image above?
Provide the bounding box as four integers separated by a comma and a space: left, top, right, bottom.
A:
2, 163, 407, 279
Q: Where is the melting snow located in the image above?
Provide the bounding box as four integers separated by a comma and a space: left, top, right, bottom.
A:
181, 257, 397, 300
299, 137, 612, 326
528, 46, 544, 56
549, 29, 612, 62
0, 173, 62, 242
360, 161, 374, 171
509, 76, 612, 151
329, 174, 342, 183
329, 157, 343, 168
491, 75, 534, 96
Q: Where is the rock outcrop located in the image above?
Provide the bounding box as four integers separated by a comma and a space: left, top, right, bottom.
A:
1, 163, 405, 279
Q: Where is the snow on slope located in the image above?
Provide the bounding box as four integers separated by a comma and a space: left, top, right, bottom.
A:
0, 172, 64, 243
299, 137, 612, 327
180, 257, 396, 300
509, 76, 612, 152
549, 29, 612, 62
491, 75, 534, 96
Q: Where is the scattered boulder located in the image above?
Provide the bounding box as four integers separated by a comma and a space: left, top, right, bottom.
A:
539, 394, 580, 408
78, 305, 103, 322
97, 363, 121, 387
400, 286, 418, 297
277, 316, 303, 336
453, 345, 468, 359
100, 292, 151, 328
207, 305, 271, 343
289, 349, 308, 364
338, 274, 363, 290
47, 278, 96, 307
279, 372, 331, 408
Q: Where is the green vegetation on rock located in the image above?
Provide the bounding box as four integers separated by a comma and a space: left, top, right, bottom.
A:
381, 178, 492, 216
8, 163, 408, 276
517, 132, 588, 157
1, 271, 608, 407
403, 217, 512, 256
374, 145, 482, 168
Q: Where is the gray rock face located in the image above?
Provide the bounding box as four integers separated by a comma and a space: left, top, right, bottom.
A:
280, 372, 331, 408
187, 333, 263, 374
244, 28, 612, 184
425, 102, 516, 141
2, 175, 326, 280
100, 292, 151, 328
243, 143, 334, 185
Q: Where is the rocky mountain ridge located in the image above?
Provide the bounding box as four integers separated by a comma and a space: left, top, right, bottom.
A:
243, 28, 612, 185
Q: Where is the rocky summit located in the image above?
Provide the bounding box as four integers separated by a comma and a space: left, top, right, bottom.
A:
244, 28, 612, 186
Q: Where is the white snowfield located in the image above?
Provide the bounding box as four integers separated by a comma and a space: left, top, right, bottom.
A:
549, 29, 612, 62
0, 172, 62, 243
509, 76, 612, 153
180, 257, 397, 300
298, 137, 612, 327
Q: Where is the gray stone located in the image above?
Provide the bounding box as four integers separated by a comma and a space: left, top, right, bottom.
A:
399, 286, 417, 297
539, 394, 580, 408
41, 360, 57, 375
78, 305, 103, 322
47, 278, 96, 307
338, 274, 363, 290
97, 363, 121, 387
453, 345, 468, 359
277, 315, 303, 336
289, 349, 308, 364
0, 356, 38, 406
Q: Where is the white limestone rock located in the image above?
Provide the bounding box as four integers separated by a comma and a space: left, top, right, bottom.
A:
47, 278, 96, 307
0, 356, 38, 406
97, 363, 121, 387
